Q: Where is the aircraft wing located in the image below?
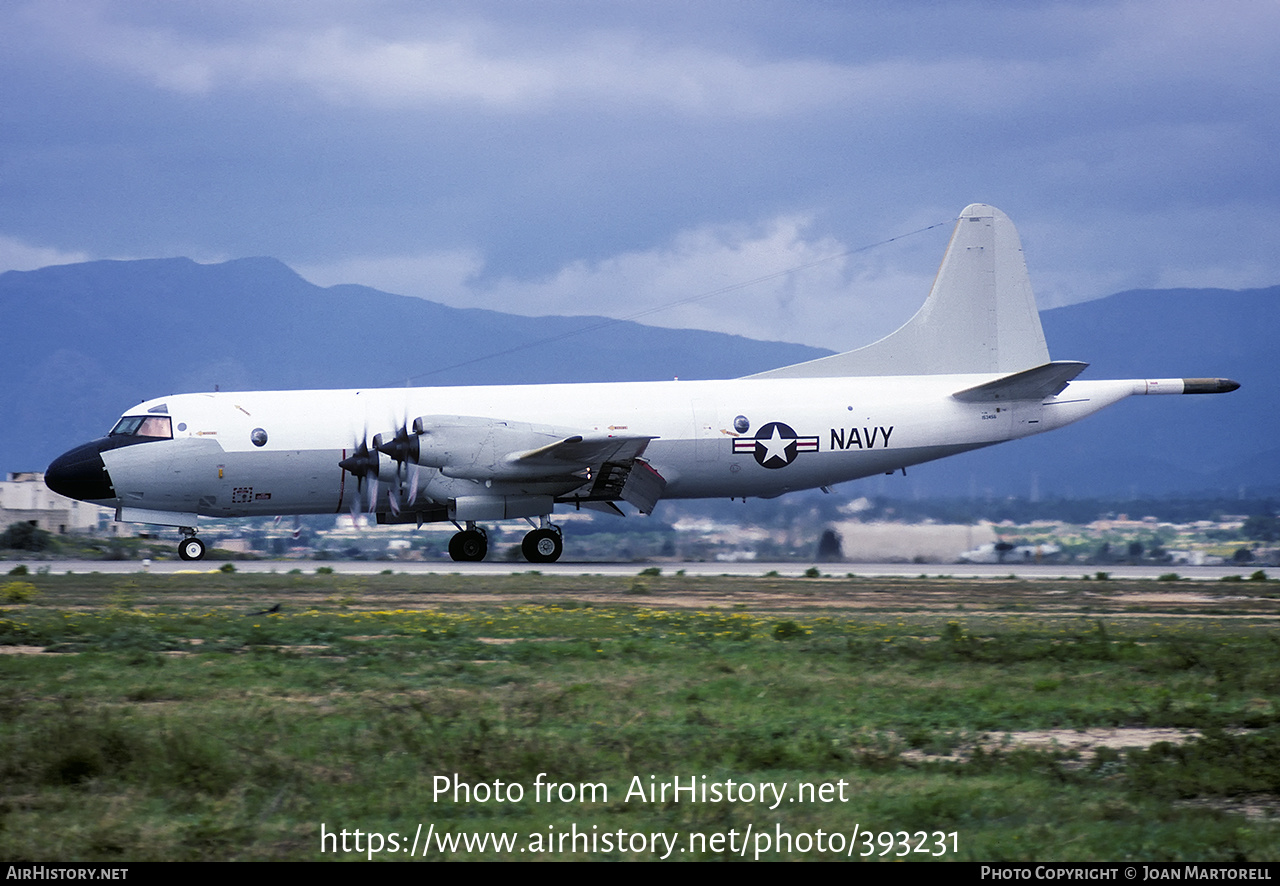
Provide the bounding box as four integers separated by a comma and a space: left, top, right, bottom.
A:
409, 414, 666, 513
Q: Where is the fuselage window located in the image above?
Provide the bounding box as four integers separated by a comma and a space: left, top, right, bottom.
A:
109, 415, 173, 439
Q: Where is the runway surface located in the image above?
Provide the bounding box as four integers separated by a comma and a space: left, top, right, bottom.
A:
11, 558, 1267, 581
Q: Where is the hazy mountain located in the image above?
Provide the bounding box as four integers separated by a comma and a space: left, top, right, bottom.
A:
2, 257, 828, 473
3, 257, 1275, 498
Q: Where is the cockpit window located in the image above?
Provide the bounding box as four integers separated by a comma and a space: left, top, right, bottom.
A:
110, 415, 173, 439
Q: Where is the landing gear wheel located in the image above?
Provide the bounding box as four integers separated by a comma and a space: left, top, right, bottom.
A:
178, 537, 206, 561
522, 528, 563, 563
448, 529, 488, 562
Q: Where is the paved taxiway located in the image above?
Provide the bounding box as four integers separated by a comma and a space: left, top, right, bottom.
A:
11, 559, 1267, 581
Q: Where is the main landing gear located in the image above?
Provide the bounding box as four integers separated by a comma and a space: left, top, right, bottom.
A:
446, 519, 564, 563
448, 523, 488, 562
521, 526, 563, 564
177, 528, 206, 561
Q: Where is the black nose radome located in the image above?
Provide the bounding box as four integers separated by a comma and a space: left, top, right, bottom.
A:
46, 440, 117, 502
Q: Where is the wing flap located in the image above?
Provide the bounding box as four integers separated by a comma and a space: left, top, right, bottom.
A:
619, 459, 666, 515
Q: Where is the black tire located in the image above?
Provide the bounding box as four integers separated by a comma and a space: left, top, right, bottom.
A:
178, 537, 206, 561
448, 529, 487, 562
522, 528, 563, 563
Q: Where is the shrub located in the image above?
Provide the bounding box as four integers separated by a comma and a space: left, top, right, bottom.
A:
772, 620, 807, 640
2, 580, 39, 603
1, 521, 51, 551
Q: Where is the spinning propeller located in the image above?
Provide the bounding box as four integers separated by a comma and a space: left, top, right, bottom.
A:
374, 420, 421, 515
338, 433, 381, 520
340, 415, 426, 520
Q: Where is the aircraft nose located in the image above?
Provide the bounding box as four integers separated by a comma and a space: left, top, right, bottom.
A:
46, 440, 117, 502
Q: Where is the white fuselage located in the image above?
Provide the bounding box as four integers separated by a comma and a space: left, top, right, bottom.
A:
94, 374, 1140, 523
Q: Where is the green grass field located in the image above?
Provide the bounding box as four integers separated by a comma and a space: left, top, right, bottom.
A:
2, 571, 1279, 860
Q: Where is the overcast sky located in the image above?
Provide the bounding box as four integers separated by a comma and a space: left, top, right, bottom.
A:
3, 0, 1277, 351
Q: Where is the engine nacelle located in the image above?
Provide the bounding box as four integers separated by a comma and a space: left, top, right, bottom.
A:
450, 494, 554, 522
412, 415, 573, 480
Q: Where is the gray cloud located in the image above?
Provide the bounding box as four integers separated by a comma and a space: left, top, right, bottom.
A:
2, 0, 1277, 348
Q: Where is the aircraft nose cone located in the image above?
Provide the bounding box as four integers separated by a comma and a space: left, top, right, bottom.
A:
46, 440, 116, 502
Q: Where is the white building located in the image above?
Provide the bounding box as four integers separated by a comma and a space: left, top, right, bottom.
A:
0, 472, 111, 535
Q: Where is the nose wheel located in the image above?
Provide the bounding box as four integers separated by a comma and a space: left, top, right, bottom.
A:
178, 534, 206, 561
522, 527, 563, 563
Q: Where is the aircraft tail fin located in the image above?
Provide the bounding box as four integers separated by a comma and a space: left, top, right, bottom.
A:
750, 204, 1051, 378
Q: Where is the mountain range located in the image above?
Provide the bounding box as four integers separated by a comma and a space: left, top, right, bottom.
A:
3, 257, 1275, 499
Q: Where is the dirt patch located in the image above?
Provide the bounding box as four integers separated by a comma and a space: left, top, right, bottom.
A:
902, 727, 1200, 764
1177, 795, 1280, 821
992, 727, 1199, 754
1122, 593, 1222, 603
14, 573, 1280, 626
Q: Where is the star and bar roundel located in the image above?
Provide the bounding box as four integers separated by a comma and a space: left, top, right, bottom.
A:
731, 421, 819, 469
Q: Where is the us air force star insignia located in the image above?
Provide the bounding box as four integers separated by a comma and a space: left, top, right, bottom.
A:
731, 421, 819, 469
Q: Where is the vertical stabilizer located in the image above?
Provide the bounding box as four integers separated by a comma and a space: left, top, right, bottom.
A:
751, 204, 1050, 378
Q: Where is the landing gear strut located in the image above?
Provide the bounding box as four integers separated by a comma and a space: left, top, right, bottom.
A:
448, 523, 488, 562
522, 521, 563, 564
177, 528, 206, 561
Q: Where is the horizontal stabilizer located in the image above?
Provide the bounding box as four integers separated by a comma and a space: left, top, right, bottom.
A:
951, 361, 1089, 402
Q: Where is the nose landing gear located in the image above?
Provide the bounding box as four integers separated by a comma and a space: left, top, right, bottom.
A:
177, 529, 206, 561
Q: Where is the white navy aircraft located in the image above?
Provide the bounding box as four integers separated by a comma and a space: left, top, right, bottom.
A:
45, 205, 1238, 563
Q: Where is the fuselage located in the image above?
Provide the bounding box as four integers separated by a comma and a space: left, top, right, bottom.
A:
46, 373, 1139, 524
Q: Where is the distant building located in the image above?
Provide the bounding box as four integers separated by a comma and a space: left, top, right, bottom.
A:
0, 472, 111, 534
833, 520, 999, 563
